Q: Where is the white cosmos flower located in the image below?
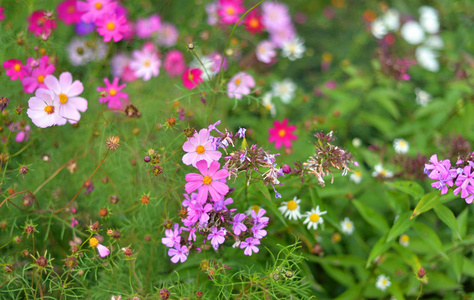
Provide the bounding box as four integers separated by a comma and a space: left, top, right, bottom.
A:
415, 88, 432, 106
423, 35, 444, 50
393, 138, 409, 154
271, 79, 296, 104
130, 48, 161, 81
262, 92, 276, 117
415, 46, 439, 72
67, 37, 93, 66
340, 217, 354, 235
350, 171, 362, 184
419, 6, 439, 34
189, 55, 216, 81
281, 37, 305, 61
302, 206, 327, 230
401, 21, 425, 45
370, 9, 400, 39
376, 274, 391, 291
278, 197, 302, 221
372, 164, 393, 178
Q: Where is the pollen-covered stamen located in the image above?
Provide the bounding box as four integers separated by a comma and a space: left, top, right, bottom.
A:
59, 93, 68, 104
249, 18, 259, 28
310, 213, 320, 223
195, 145, 205, 154
44, 105, 54, 114
14, 64, 21, 71
94, 2, 102, 9
235, 78, 241, 85
106, 22, 115, 31
37, 75, 45, 83
109, 89, 117, 96
203, 176, 212, 185
144, 60, 151, 67
278, 129, 286, 137
226, 7, 235, 15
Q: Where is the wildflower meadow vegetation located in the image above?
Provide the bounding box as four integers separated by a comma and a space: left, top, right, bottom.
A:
0, 0, 473, 299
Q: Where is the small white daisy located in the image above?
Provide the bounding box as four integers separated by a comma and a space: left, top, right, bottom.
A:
393, 138, 409, 154
375, 274, 391, 291
302, 206, 327, 230
278, 197, 302, 221
399, 234, 410, 247
372, 164, 393, 178
352, 138, 362, 148
67, 37, 93, 66
419, 6, 439, 34
340, 217, 354, 235
262, 92, 276, 117
350, 171, 362, 184
415, 88, 432, 106
271, 79, 296, 104
281, 37, 305, 61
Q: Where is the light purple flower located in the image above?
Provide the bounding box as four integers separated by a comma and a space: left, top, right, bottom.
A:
261, 2, 291, 32
251, 223, 267, 239
97, 243, 110, 257
251, 208, 269, 225
256, 40, 276, 64
185, 200, 213, 225
135, 14, 161, 39
227, 72, 255, 99
240, 237, 260, 256
185, 160, 229, 203
453, 165, 474, 203
208, 227, 226, 250
130, 47, 161, 81
237, 128, 246, 138
156, 22, 178, 47
232, 213, 247, 235
182, 129, 222, 167
27, 88, 65, 128
168, 244, 189, 263
214, 197, 233, 212
161, 224, 181, 248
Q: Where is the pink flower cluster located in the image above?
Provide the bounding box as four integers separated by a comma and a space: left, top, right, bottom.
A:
3, 56, 55, 94
162, 123, 269, 263
425, 154, 474, 204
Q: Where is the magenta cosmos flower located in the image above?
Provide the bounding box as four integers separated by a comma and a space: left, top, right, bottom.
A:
28, 11, 57, 37
57, 0, 82, 25
27, 88, 65, 128
268, 119, 297, 149
77, 0, 117, 23
182, 68, 203, 90
22, 56, 56, 94
44, 72, 88, 124
217, 0, 245, 24
182, 128, 222, 167
164, 50, 186, 77
97, 243, 110, 257
227, 72, 255, 99
97, 77, 128, 109
3, 59, 27, 81
96, 13, 128, 42
185, 160, 229, 203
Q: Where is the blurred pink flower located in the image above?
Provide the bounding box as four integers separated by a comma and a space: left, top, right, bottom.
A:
182, 128, 222, 168
96, 13, 129, 42
205, 2, 219, 25
9, 122, 30, 143
97, 244, 110, 257
268, 119, 297, 149
0, 7, 4, 21
57, 0, 82, 25
27, 10, 57, 37
77, 0, 117, 23
262, 2, 291, 32
269, 25, 295, 48
97, 77, 128, 109
22, 56, 56, 94
130, 47, 161, 81
3, 59, 27, 81
27, 88, 64, 128
156, 22, 178, 47
135, 14, 161, 39
209, 52, 228, 73
227, 72, 255, 99
256, 40, 276, 64
217, 0, 245, 24
164, 50, 186, 77
182, 68, 203, 90
244, 10, 264, 34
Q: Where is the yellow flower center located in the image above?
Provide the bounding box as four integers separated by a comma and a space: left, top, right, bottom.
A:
380, 169, 387, 176
109, 89, 117, 96
195, 145, 205, 154
144, 60, 150, 67
43, 105, 54, 114
322, 52, 333, 62
14, 64, 21, 71
401, 234, 409, 243
89, 237, 99, 247
226, 7, 235, 15
67, 5, 75, 13
235, 78, 241, 85
345, 222, 352, 228
59, 93, 68, 104
399, 140, 406, 147
37, 75, 45, 83
355, 171, 361, 176
287, 200, 297, 211
250, 18, 259, 28
251, 205, 260, 213
106, 22, 115, 31
189, 72, 194, 80
381, 279, 387, 285
310, 213, 320, 223
94, 2, 102, 9
278, 129, 286, 137
203, 176, 212, 185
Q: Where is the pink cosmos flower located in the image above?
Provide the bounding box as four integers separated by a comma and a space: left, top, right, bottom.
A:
256, 40, 276, 64
77, 0, 117, 24
97, 77, 128, 109
227, 72, 255, 99
130, 47, 161, 81
156, 23, 178, 47
182, 68, 203, 90
182, 128, 222, 167
3, 59, 27, 81
9, 122, 31, 143
96, 13, 128, 42
209, 52, 228, 73
27, 11, 57, 37
26, 88, 65, 128
97, 243, 110, 257
205, 2, 219, 25
135, 15, 161, 39
0, 7, 4, 21
268, 119, 297, 149
164, 50, 186, 77
22, 56, 56, 94
44, 72, 88, 124
168, 244, 189, 263
57, 0, 82, 25
217, 0, 245, 24
269, 25, 295, 48
185, 160, 229, 203
261, 2, 291, 32
240, 237, 260, 256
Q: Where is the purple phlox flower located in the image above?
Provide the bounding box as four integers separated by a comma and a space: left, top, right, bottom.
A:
208, 227, 226, 250
252, 223, 267, 239
453, 165, 474, 203
186, 200, 213, 224
240, 150, 248, 163
185, 160, 230, 203
168, 244, 189, 263
237, 127, 246, 138
425, 154, 452, 179
232, 213, 248, 235
240, 237, 260, 256
161, 223, 181, 248
208, 120, 222, 135
251, 208, 269, 225
181, 226, 197, 242
214, 197, 233, 212
430, 172, 454, 195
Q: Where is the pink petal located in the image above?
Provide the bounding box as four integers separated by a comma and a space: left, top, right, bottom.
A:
212, 169, 228, 180
185, 180, 203, 194
66, 80, 84, 97
197, 185, 209, 203
59, 72, 73, 91
183, 140, 196, 152
196, 160, 209, 175
97, 244, 110, 257
182, 152, 196, 166
210, 181, 229, 195
44, 75, 61, 94
207, 161, 221, 176
68, 97, 88, 112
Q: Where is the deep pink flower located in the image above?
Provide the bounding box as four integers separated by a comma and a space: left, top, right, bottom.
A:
0, 7, 5, 21
168, 244, 188, 263
217, 0, 245, 24
164, 50, 186, 77
21, 56, 56, 94
244, 10, 264, 34
57, 0, 82, 25
3, 59, 27, 81
227, 72, 255, 99
96, 13, 128, 42
9, 122, 30, 143
268, 119, 297, 149
97, 77, 128, 109
182, 68, 203, 90
77, 0, 117, 24
240, 237, 260, 256
135, 14, 161, 39
27, 11, 57, 37
182, 128, 222, 168
185, 160, 229, 203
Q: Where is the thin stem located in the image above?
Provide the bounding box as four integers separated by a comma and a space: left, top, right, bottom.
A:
416, 281, 423, 300
0, 190, 29, 209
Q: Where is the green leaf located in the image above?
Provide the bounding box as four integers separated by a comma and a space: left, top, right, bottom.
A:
425, 271, 461, 292
335, 283, 363, 300
366, 233, 393, 267
386, 211, 414, 242
433, 204, 462, 240
393, 244, 421, 273
457, 207, 469, 238
320, 263, 355, 287
448, 251, 463, 282
412, 222, 447, 259
462, 257, 474, 277
352, 200, 389, 233
385, 181, 424, 199
388, 281, 406, 300
411, 192, 440, 219
254, 181, 287, 227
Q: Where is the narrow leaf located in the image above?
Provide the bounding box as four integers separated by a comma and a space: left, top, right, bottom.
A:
413, 222, 447, 259
411, 192, 440, 219
433, 204, 462, 240
385, 180, 424, 199
352, 200, 389, 233
386, 211, 414, 242
367, 233, 393, 267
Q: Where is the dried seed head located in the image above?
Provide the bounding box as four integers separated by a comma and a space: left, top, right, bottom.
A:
159, 288, 170, 300
99, 208, 108, 217
64, 256, 78, 269
25, 225, 35, 235
109, 195, 119, 204
152, 165, 163, 176
22, 193, 35, 207
144, 156, 151, 163
21, 250, 29, 257
141, 195, 150, 205
0, 97, 10, 112
4, 264, 14, 273
284, 270, 294, 278
122, 247, 133, 257
167, 117, 176, 127
112, 230, 121, 239
13, 236, 21, 244
105, 136, 121, 151
144, 235, 151, 242
0, 221, 7, 229
163, 219, 173, 229
102, 176, 109, 183
36, 256, 48, 267
89, 221, 100, 232
183, 128, 195, 138
196, 291, 203, 298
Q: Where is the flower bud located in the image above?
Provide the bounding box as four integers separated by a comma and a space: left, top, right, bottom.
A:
418, 267, 426, 278
282, 164, 292, 174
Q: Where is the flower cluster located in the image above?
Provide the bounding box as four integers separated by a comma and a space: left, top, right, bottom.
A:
425, 153, 474, 204
162, 123, 269, 263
